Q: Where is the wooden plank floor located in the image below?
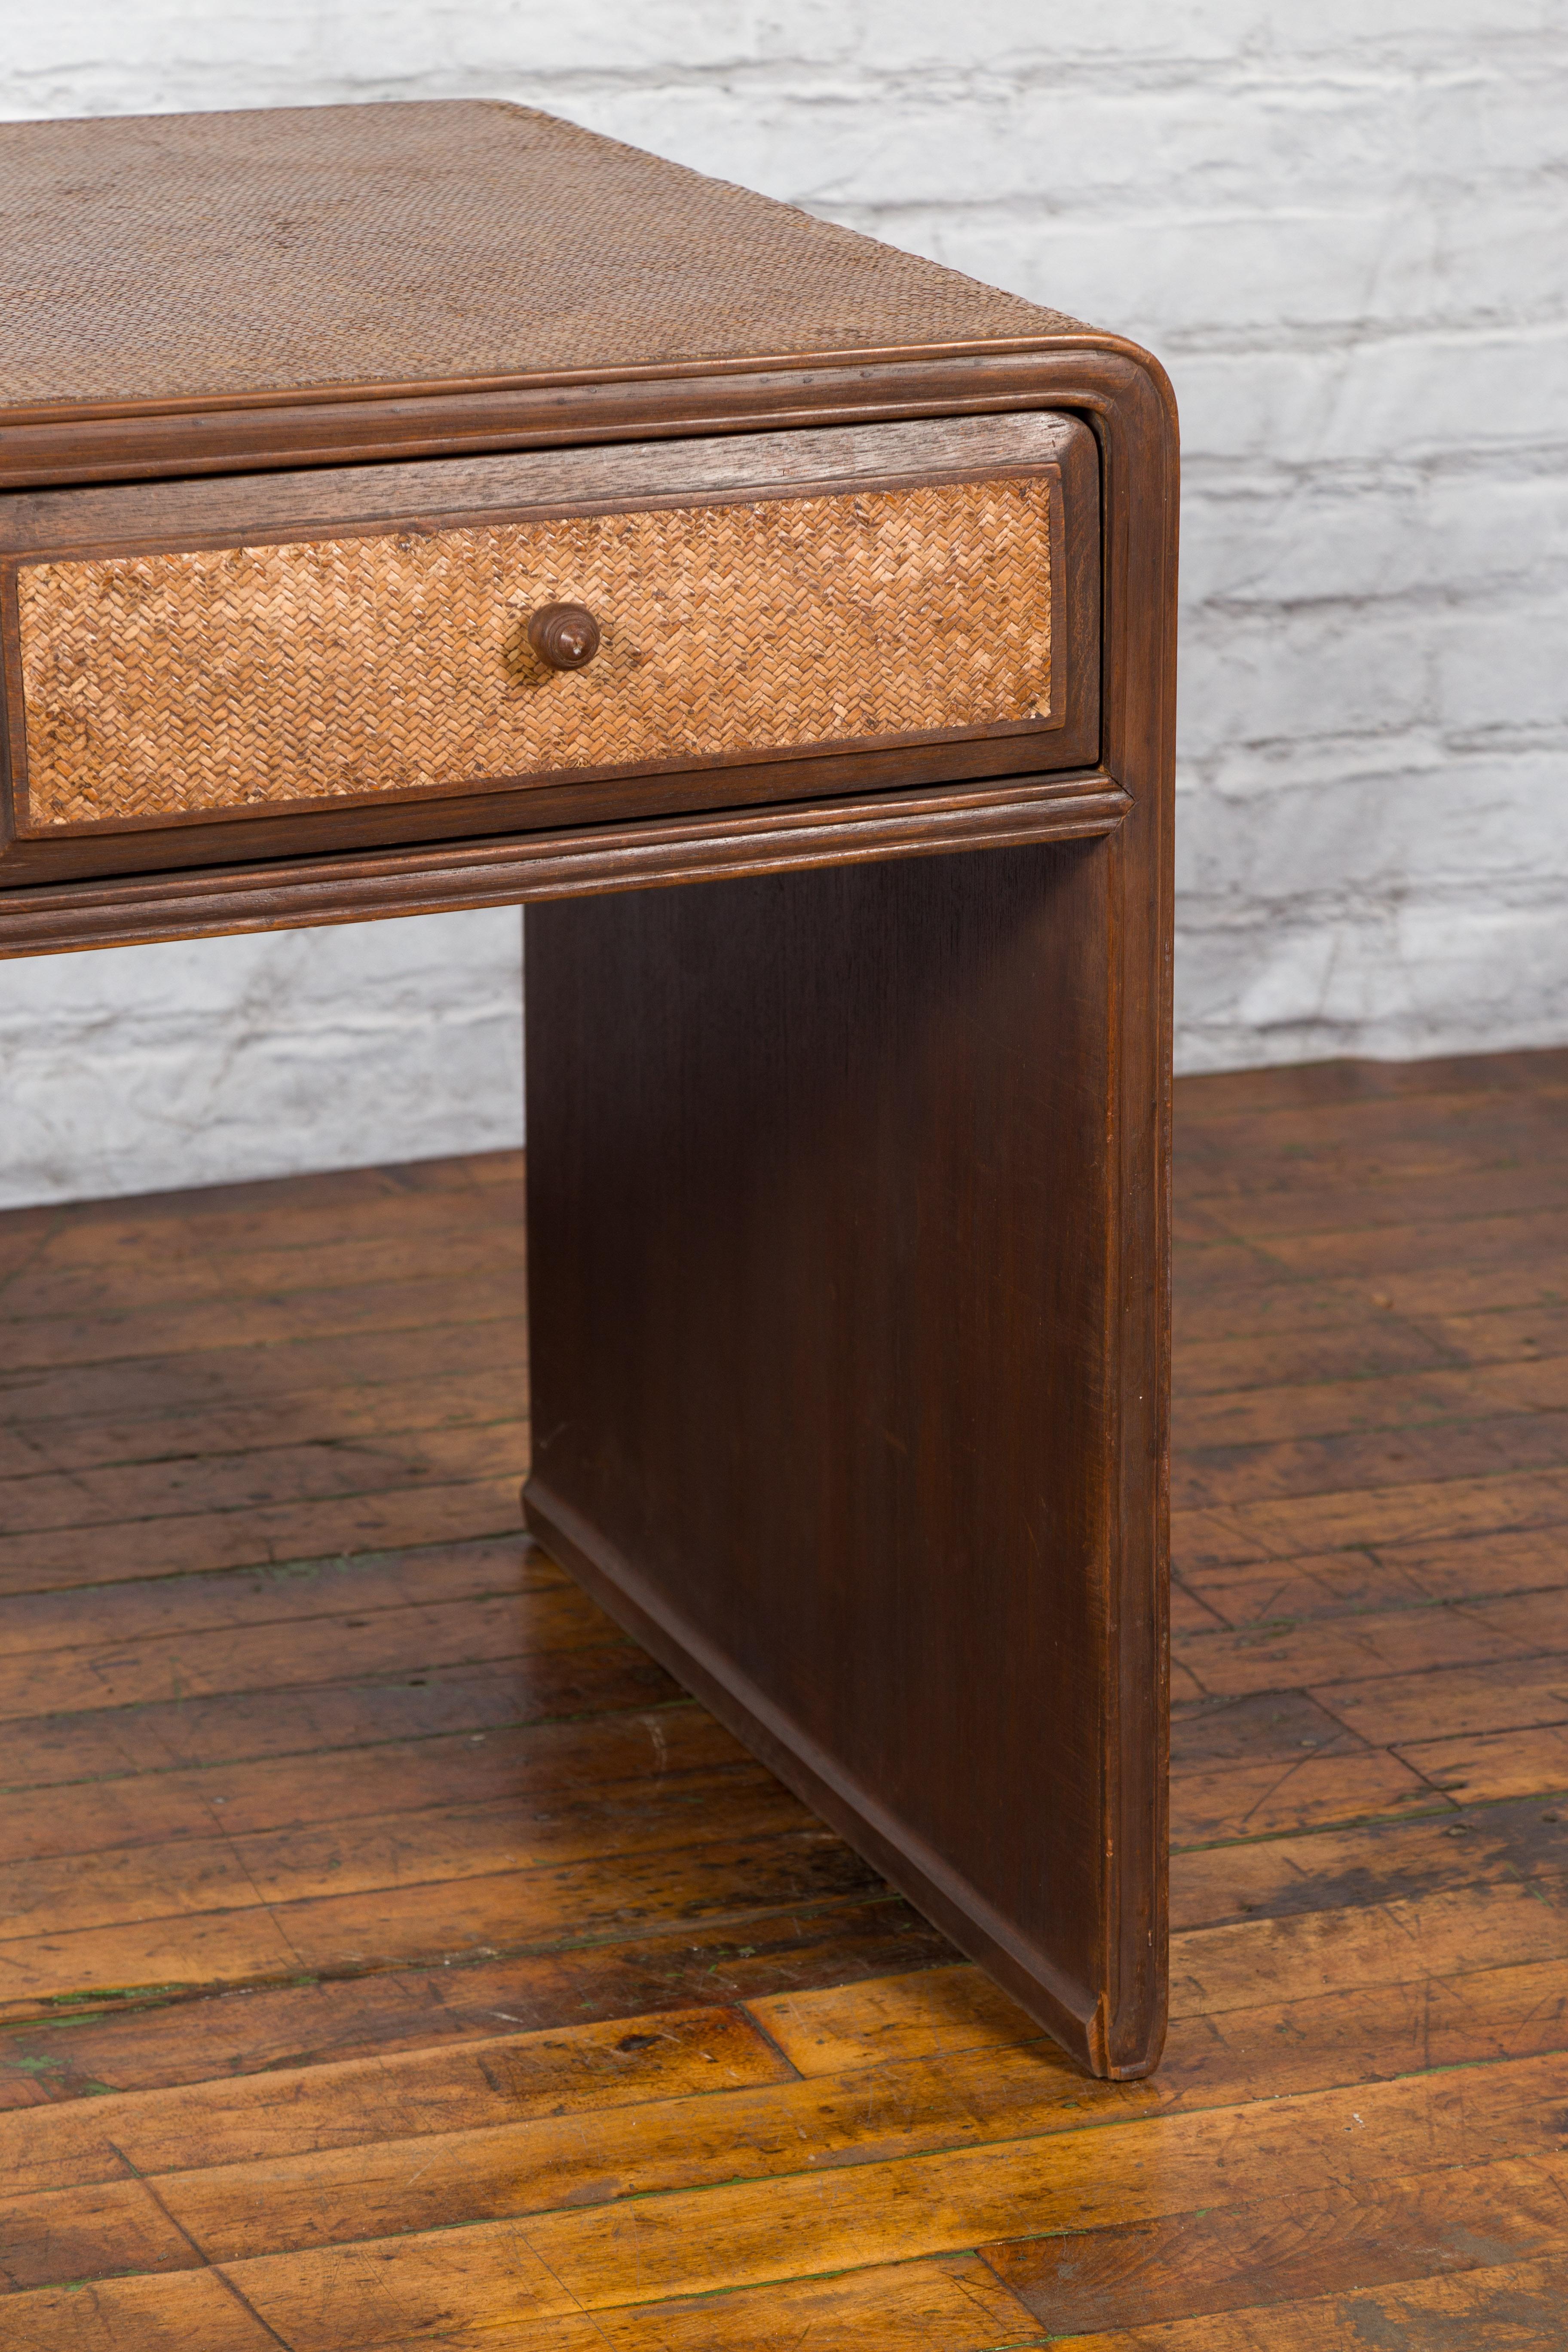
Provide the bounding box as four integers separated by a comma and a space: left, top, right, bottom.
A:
3, 1047, 1568, 2349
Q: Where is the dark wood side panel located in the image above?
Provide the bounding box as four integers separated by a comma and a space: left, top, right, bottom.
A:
524, 839, 1154, 2075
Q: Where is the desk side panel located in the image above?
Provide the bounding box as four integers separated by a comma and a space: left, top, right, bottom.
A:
524, 839, 1123, 2068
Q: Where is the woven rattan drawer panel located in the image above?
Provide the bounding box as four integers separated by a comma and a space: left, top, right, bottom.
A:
13, 468, 1061, 832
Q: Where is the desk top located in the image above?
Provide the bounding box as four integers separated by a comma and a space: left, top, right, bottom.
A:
0, 101, 1081, 422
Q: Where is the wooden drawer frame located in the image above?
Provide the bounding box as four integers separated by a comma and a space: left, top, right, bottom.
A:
0, 410, 1096, 888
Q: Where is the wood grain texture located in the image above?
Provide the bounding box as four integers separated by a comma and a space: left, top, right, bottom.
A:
523, 835, 1161, 2076
3, 1045, 1568, 2343
0, 412, 1084, 553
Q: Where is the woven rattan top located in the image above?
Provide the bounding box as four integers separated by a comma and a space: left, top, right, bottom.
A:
0, 101, 1084, 416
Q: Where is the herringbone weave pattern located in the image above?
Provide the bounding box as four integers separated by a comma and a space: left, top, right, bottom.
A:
16, 476, 1054, 828
0, 104, 1081, 413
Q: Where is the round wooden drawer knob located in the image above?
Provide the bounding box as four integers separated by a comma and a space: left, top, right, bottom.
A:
528, 602, 601, 671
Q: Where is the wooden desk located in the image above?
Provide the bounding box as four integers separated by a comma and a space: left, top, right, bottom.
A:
0, 101, 1176, 2079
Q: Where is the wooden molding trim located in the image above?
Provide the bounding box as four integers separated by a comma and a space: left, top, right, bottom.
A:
0, 340, 1173, 491
0, 771, 1130, 959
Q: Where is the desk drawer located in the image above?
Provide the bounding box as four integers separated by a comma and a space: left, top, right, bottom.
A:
1, 411, 1098, 882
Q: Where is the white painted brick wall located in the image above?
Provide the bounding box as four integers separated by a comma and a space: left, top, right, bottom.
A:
3, 2, 1565, 1202
0, 916, 526, 1207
